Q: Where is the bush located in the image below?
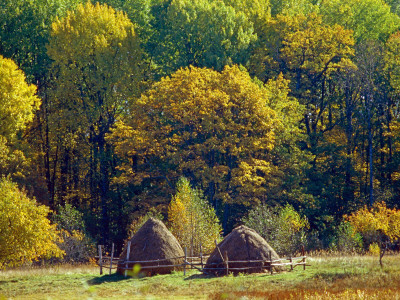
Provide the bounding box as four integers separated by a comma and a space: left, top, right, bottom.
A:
168, 177, 222, 255
242, 204, 309, 256
334, 222, 363, 253
52, 204, 95, 263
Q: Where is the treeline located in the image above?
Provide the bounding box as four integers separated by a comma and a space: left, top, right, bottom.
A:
1, 0, 400, 251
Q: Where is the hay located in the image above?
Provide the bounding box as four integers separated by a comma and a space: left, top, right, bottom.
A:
117, 218, 184, 276
204, 225, 281, 275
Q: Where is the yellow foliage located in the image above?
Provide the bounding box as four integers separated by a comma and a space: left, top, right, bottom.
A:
0, 178, 64, 269
346, 202, 400, 243
110, 65, 289, 206
0, 55, 40, 139
369, 243, 380, 256
168, 178, 222, 254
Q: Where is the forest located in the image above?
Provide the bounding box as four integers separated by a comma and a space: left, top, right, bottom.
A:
1, 0, 400, 263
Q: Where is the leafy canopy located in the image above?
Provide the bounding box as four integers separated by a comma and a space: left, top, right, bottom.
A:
0, 55, 40, 139
0, 178, 64, 269
163, 0, 256, 71
320, 0, 400, 43
110, 65, 283, 206
346, 202, 400, 244
47, 1, 141, 122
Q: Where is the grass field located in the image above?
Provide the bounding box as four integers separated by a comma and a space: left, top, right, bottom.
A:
1, 254, 400, 299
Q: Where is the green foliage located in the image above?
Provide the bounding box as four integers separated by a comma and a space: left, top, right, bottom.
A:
168, 177, 222, 255
320, 0, 400, 43
161, 0, 256, 71
0, 178, 64, 269
242, 204, 309, 255
332, 222, 363, 253
52, 204, 86, 233
0, 0, 81, 82
51, 204, 94, 263
270, 0, 317, 16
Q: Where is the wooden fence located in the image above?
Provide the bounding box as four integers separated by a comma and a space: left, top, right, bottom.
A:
96, 242, 308, 276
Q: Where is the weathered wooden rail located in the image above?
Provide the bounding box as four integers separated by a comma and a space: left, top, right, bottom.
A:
96, 242, 308, 276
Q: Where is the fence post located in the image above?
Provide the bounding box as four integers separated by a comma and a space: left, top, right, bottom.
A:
125, 241, 131, 277
200, 243, 203, 269
302, 245, 306, 271
98, 245, 103, 275
290, 256, 293, 271
109, 243, 115, 275
184, 247, 187, 276
269, 251, 273, 275
224, 251, 229, 276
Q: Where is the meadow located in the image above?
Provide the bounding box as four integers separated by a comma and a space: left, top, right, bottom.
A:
1, 254, 400, 299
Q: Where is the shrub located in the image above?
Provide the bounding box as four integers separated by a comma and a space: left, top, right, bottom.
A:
242, 204, 309, 256
334, 222, 363, 253
52, 204, 95, 263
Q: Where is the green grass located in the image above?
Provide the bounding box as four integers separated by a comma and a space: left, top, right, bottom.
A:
1, 254, 400, 299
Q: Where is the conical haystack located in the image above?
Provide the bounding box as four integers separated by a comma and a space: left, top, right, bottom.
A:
117, 218, 184, 276
204, 225, 281, 276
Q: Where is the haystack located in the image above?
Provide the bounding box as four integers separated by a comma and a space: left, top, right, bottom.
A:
117, 218, 184, 276
204, 225, 281, 276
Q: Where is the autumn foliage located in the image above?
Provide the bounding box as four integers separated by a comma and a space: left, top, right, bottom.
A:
0, 178, 64, 269
168, 177, 222, 255
346, 202, 400, 265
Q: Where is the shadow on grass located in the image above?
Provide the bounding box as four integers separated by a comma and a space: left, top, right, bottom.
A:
87, 273, 129, 285
184, 273, 214, 280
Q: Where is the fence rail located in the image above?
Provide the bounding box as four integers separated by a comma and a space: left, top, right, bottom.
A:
96, 242, 308, 276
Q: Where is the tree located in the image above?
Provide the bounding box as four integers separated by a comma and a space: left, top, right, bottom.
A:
346, 202, 400, 267
0, 178, 64, 269
0, 0, 81, 83
319, 0, 400, 44
46, 1, 142, 244
250, 13, 356, 222
110, 65, 307, 230
242, 204, 309, 255
0, 55, 40, 140
168, 177, 222, 255
51, 204, 94, 263
159, 0, 256, 72
0, 55, 40, 179
269, 0, 317, 16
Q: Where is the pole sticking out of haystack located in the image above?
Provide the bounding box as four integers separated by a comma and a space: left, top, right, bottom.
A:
184, 247, 187, 276
125, 241, 131, 277
109, 243, 115, 275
